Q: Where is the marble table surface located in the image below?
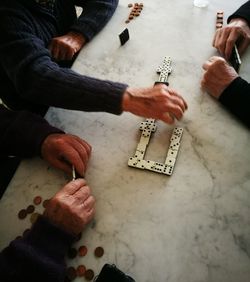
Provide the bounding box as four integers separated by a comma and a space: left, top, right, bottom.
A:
0, 0, 250, 281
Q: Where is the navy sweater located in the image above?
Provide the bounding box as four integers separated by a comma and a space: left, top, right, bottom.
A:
219, 1, 250, 128
0, 0, 127, 114
0, 104, 78, 282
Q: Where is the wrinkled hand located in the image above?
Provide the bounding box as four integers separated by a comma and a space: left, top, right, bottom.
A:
213, 18, 250, 60
44, 179, 95, 235
41, 133, 92, 177
122, 84, 188, 124
202, 56, 239, 99
48, 31, 86, 61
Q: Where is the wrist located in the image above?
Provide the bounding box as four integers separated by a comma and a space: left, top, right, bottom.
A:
229, 18, 249, 28
68, 31, 86, 48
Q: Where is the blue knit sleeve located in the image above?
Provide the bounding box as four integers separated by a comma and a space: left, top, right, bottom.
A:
71, 0, 119, 41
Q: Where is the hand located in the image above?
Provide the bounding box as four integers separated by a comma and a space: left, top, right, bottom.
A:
202, 56, 239, 98
213, 18, 250, 60
48, 31, 86, 61
122, 84, 188, 124
43, 179, 95, 235
41, 133, 92, 177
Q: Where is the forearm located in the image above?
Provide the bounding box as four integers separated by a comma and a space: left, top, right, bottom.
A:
0, 216, 74, 282
219, 77, 250, 127
0, 106, 63, 157
71, 0, 119, 41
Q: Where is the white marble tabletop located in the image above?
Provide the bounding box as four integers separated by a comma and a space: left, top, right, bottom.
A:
0, 0, 250, 281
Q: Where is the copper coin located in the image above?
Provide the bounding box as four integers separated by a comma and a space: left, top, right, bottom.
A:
18, 209, 27, 219
135, 12, 140, 16
125, 19, 130, 23
94, 246, 104, 257
129, 15, 134, 20
128, 3, 133, 7
33, 196, 42, 205
78, 245, 88, 257
85, 269, 95, 281
67, 267, 77, 281
67, 247, 77, 259
26, 205, 35, 214
30, 212, 40, 224
76, 265, 86, 277
42, 199, 50, 208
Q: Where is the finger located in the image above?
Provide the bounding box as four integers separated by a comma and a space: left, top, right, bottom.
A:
168, 92, 187, 112
202, 60, 212, 71
81, 195, 95, 212
60, 179, 87, 195
166, 88, 187, 110
160, 112, 175, 124
72, 136, 92, 158
68, 140, 90, 175
52, 44, 60, 60
82, 206, 95, 224
74, 185, 91, 202
224, 30, 237, 60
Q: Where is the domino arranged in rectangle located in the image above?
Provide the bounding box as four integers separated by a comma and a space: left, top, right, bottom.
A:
128, 127, 184, 176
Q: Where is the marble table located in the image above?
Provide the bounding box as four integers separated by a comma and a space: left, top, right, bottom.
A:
0, 0, 250, 281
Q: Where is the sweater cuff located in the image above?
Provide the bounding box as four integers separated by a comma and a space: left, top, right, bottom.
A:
22, 216, 75, 260
219, 77, 245, 105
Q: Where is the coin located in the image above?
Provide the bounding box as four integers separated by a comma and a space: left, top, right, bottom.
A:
33, 196, 42, 205
30, 212, 40, 224
94, 246, 104, 258
18, 209, 27, 219
78, 245, 88, 257
42, 199, 50, 208
26, 205, 35, 214
67, 267, 77, 281
76, 265, 86, 277
85, 269, 95, 281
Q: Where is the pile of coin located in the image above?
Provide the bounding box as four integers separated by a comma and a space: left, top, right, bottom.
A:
125, 3, 144, 23
216, 11, 224, 29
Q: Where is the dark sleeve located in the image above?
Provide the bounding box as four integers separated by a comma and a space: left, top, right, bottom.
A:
0, 216, 75, 282
219, 77, 250, 128
0, 8, 127, 115
72, 0, 119, 41
228, 1, 250, 26
0, 105, 63, 157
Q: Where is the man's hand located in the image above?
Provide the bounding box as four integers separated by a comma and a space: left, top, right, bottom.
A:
48, 31, 86, 61
41, 133, 92, 177
122, 84, 188, 124
43, 179, 95, 235
213, 18, 250, 60
202, 56, 239, 98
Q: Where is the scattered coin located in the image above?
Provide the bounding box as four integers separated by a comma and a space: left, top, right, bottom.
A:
67, 267, 77, 281
18, 209, 27, 219
128, 3, 133, 7
94, 246, 104, 258
85, 269, 95, 281
33, 196, 42, 205
26, 205, 35, 214
42, 199, 50, 208
78, 245, 88, 257
76, 265, 86, 277
30, 212, 40, 224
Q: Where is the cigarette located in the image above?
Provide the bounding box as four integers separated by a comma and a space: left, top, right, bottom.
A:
72, 165, 76, 181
